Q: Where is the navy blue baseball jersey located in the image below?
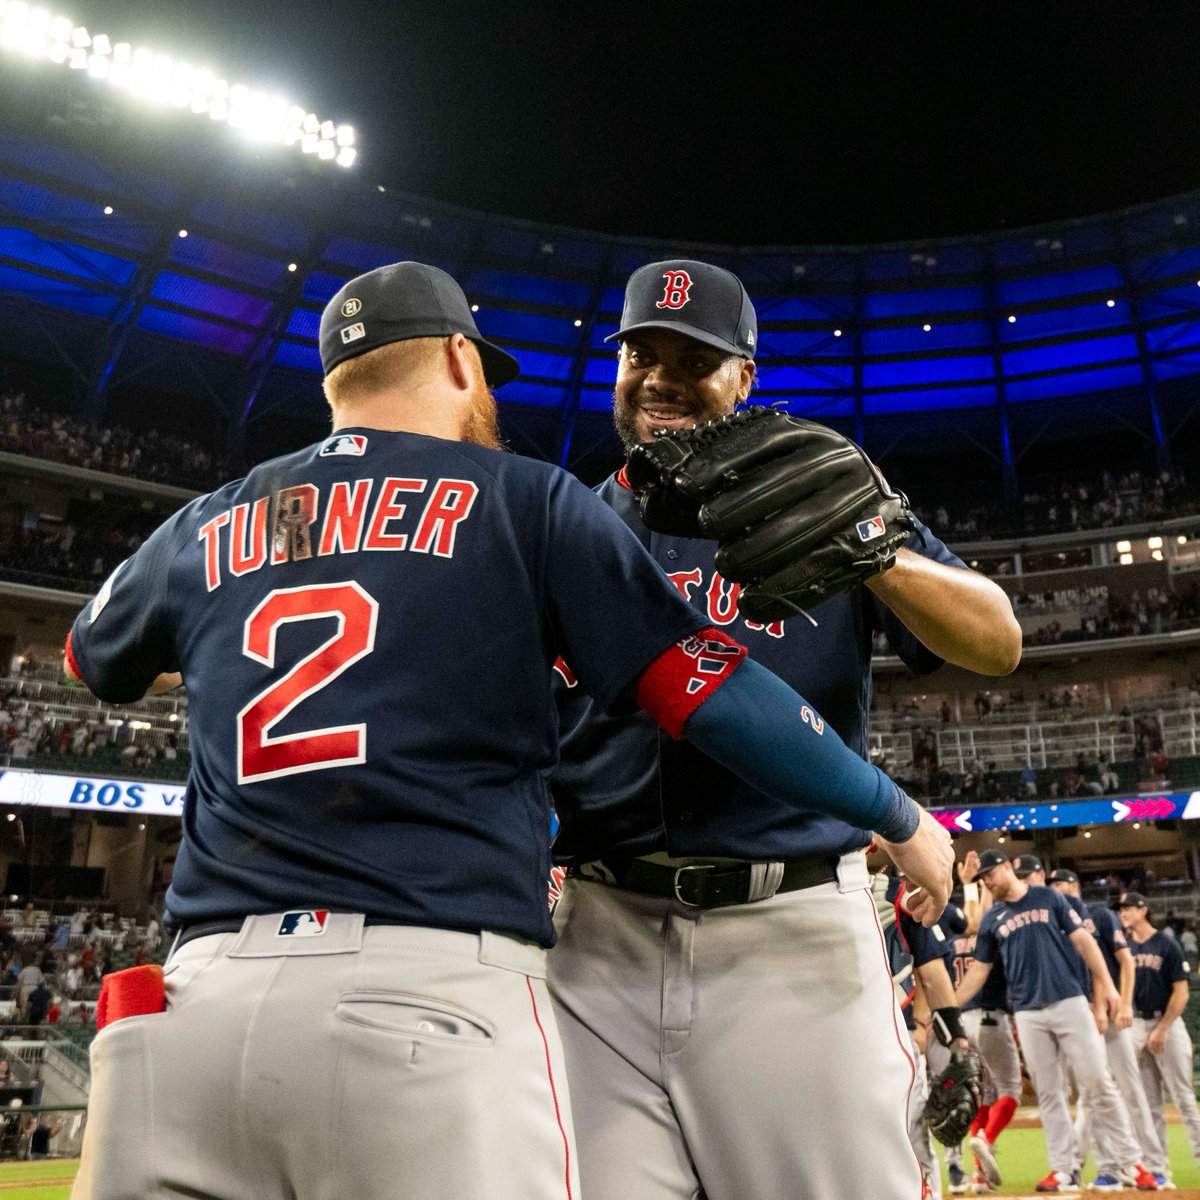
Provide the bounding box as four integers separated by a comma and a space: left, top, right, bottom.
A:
1131, 930, 1190, 1016
551, 471, 963, 864
885, 876, 947, 1032
973, 886, 1087, 1011
1062, 891, 1094, 997
67, 429, 707, 947
1087, 903, 1129, 991
952, 931, 1011, 1012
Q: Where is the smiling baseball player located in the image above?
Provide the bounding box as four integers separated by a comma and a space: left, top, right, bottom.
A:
64, 261, 952, 1200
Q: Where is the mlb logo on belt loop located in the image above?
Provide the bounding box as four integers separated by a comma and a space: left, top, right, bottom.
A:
277, 910, 329, 937
857, 515, 886, 542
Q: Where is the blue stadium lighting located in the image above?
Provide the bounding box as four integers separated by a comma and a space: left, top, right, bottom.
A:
0, 0, 358, 167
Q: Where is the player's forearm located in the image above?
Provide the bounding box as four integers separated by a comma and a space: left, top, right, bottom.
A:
1071, 929, 1114, 992
675, 657, 918, 841
954, 960, 990, 1008
1118, 952, 1135, 1009
916, 961, 958, 1011
1160, 981, 1189, 1030
865, 550, 1022, 676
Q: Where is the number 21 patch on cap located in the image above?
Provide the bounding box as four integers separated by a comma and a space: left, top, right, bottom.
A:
277, 910, 329, 937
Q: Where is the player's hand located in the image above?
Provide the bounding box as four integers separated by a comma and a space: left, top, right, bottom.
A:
879, 808, 953, 926
1092, 997, 1109, 1035
956, 849, 981, 886
1116, 1002, 1133, 1030
1147, 1026, 1168, 1055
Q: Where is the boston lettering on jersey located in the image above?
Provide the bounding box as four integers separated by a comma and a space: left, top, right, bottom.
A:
197, 476, 479, 591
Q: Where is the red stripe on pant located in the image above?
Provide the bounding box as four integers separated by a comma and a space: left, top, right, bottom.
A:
525, 975, 574, 1200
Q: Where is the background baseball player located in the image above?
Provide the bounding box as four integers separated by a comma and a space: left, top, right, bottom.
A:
1119, 891, 1200, 1181
951, 851, 1022, 1195
64, 261, 951, 1200
957, 850, 1156, 1193
548, 258, 1021, 1200
1050, 869, 1165, 1187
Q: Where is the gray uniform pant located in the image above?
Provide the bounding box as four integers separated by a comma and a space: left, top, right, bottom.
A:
72, 915, 578, 1200
1074, 1022, 1165, 1173
909, 1037, 941, 1199
1132, 1016, 1200, 1163
547, 851, 925, 1200
1015, 996, 1141, 1176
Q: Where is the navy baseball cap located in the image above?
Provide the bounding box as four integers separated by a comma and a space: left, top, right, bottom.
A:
606, 259, 757, 359
1013, 854, 1044, 878
319, 262, 520, 388
1117, 892, 1149, 909
975, 849, 1008, 874
1049, 869, 1080, 885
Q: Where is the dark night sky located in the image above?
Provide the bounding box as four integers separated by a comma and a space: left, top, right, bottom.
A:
77, 1, 1200, 246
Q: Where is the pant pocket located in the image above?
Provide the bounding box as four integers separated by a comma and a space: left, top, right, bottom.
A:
335, 991, 496, 1045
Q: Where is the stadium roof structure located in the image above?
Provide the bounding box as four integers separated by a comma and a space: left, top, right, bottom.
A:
1, 74, 1199, 492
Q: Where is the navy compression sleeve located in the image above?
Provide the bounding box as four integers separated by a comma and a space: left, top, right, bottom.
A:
683, 657, 920, 842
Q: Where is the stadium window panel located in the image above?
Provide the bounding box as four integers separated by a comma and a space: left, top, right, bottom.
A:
753, 295, 854, 321
862, 287, 987, 319
997, 301, 1127, 342
863, 386, 999, 414
0, 226, 137, 286
1004, 363, 1145, 402
467, 270, 593, 310
168, 233, 285, 290
773, 395, 857, 418
494, 381, 566, 408
0, 263, 121, 318
996, 266, 1122, 305
509, 349, 574, 381
862, 355, 993, 389
189, 196, 307, 253
578, 385, 621, 412
590, 322, 619, 350
284, 309, 320, 340
471, 307, 581, 347
137, 305, 257, 354
861, 321, 989, 353
302, 272, 350, 305
1139, 285, 1200, 321
583, 357, 618, 386
272, 342, 323, 372
755, 364, 855, 391
754, 330, 852, 357
598, 287, 627, 316
1144, 321, 1200, 355
1001, 333, 1138, 377
1129, 246, 1200, 282
150, 272, 273, 327
1151, 352, 1200, 381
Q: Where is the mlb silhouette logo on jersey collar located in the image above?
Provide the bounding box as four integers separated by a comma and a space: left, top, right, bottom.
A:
277, 911, 329, 937
320, 434, 368, 457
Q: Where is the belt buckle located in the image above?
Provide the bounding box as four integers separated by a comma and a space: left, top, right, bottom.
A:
673, 864, 715, 907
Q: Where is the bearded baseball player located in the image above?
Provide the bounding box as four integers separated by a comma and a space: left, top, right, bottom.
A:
64, 261, 953, 1200
958, 851, 1157, 1193
547, 259, 1021, 1200
1120, 891, 1200, 1183
1049, 869, 1164, 1187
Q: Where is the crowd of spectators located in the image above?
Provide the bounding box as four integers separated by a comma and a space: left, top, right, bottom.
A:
919, 465, 1198, 541
0, 389, 236, 491
1023, 582, 1200, 645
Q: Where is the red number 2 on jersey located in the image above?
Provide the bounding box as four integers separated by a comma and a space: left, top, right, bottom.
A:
237, 582, 379, 784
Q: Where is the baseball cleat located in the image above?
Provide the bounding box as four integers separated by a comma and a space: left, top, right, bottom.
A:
1120, 1163, 1158, 1190
1089, 1174, 1121, 1191
969, 1135, 1002, 1188
969, 1172, 994, 1195
1034, 1170, 1079, 1193
1153, 1175, 1176, 1189
947, 1162, 968, 1193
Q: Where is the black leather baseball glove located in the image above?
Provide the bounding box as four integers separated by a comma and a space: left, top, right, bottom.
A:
625, 406, 915, 621
923, 1047, 984, 1147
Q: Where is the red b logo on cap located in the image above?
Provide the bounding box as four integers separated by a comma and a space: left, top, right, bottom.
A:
656, 270, 693, 310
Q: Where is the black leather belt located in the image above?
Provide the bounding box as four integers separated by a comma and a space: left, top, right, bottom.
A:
1136, 1010, 1164, 1020
174, 915, 401, 950
590, 855, 838, 908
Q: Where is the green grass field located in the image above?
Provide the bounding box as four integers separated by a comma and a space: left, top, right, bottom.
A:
942, 1113, 1200, 1194
0, 1159, 77, 1200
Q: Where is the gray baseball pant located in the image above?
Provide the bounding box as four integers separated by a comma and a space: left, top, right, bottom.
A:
964, 1008, 1022, 1104
1074, 1022, 1165, 1174
1015, 996, 1141, 1177
547, 851, 925, 1200
1132, 1016, 1200, 1162
909, 1038, 941, 1200
72, 915, 578, 1200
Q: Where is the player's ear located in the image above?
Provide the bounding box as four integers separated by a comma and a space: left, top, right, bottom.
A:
446, 333, 476, 392
736, 357, 755, 403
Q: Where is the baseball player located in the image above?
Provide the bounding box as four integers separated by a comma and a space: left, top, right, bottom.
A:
548, 259, 1022, 1200
951, 853, 1022, 1195
957, 850, 1157, 1193
1119, 891, 1200, 1181
63, 262, 952, 1200
1049, 869, 1165, 1187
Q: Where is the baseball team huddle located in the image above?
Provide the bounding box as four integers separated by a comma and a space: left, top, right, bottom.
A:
54, 252, 1192, 1199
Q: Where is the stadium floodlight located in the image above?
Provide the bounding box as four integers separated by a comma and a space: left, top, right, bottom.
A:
0, 8, 358, 167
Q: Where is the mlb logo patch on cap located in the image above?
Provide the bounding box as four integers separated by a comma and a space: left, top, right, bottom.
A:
340, 321, 366, 345
856, 515, 886, 542
319, 434, 368, 457
277, 910, 329, 938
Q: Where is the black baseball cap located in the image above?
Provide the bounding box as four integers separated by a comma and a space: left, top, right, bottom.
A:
319, 262, 521, 388
1013, 854, 1044, 878
975, 849, 1009, 875
606, 259, 757, 359
1117, 892, 1149, 909
1049, 869, 1080, 885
